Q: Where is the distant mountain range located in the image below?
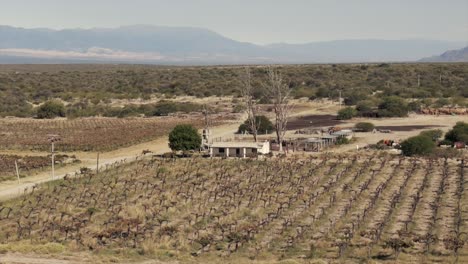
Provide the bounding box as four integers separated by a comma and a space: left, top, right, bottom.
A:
420, 46, 468, 62
0, 25, 465, 64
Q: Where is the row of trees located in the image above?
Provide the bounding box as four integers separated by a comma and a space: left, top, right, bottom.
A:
35, 100, 203, 119
240, 67, 292, 151
338, 96, 410, 120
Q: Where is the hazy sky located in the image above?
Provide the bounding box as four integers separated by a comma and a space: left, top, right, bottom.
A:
0, 0, 467, 44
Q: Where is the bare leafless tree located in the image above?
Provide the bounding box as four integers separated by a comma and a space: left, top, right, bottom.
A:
263, 66, 293, 152
240, 67, 260, 142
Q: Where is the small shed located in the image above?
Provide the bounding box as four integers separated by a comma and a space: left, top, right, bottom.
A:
209, 141, 270, 158
331, 129, 354, 140
303, 138, 326, 152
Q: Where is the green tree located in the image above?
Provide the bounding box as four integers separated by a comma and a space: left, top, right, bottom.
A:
337, 107, 356, 120
238, 115, 274, 135
344, 92, 368, 106
445, 122, 468, 144
152, 102, 179, 116
434, 97, 450, 108
168, 125, 202, 151
378, 96, 408, 117
401, 135, 436, 156
408, 100, 422, 112
315, 87, 329, 98
420, 129, 443, 142
356, 100, 375, 115
36, 100, 66, 119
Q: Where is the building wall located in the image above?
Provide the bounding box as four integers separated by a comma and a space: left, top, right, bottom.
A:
211, 147, 258, 157
258, 142, 270, 154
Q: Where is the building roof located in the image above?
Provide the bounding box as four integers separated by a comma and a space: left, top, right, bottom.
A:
210, 141, 267, 149
321, 135, 338, 139
305, 138, 325, 143
332, 130, 353, 136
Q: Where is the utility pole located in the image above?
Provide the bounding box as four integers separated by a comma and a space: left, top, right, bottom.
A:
15, 160, 20, 184
339, 90, 342, 109
47, 134, 61, 181
418, 74, 421, 87
96, 153, 100, 175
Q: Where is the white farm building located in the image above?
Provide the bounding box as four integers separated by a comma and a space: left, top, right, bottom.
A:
209, 141, 270, 158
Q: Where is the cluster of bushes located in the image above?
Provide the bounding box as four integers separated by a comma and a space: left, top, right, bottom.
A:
445, 122, 468, 144
400, 133, 438, 157
0, 63, 466, 117
401, 123, 467, 156
338, 96, 410, 120
37, 100, 66, 119
35, 100, 203, 119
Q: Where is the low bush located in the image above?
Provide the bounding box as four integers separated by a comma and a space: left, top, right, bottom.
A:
337, 107, 356, 120
445, 122, 468, 144
36, 100, 66, 119
354, 122, 375, 132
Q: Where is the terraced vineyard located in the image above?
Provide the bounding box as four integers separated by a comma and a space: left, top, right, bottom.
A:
0, 117, 208, 152
0, 154, 466, 263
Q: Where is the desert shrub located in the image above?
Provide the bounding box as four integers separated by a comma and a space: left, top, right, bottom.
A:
315, 87, 329, 98
36, 100, 66, 119
354, 122, 375, 132
151, 101, 201, 116
232, 104, 245, 113
445, 122, 468, 144
336, 137, 350, 145
293, 87, 315, 99
401, 135, 436, 156
377, 96, 408, 117
337, 107, 356, 120
0, 63, 467, 118
168, 124, 202, 151
355, 100, 378, 117
408, 100, 422, 112
238, 115, 274, 135
117, 105, 142, 118
152, 102, 179, 116
344, 92, 368, 106
433, 97, 450, 108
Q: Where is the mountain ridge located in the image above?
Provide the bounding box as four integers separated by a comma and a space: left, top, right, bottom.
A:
0, 25, 465, 64
420, 46, 468, 62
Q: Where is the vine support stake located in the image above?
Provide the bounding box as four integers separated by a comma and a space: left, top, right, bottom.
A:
15, 160, 20, 184
96, 153, 100, 175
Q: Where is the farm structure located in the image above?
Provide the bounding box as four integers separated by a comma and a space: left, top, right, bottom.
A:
331, 129, 354, 140
209, 141, 270, 158
272, 130, 353, 152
